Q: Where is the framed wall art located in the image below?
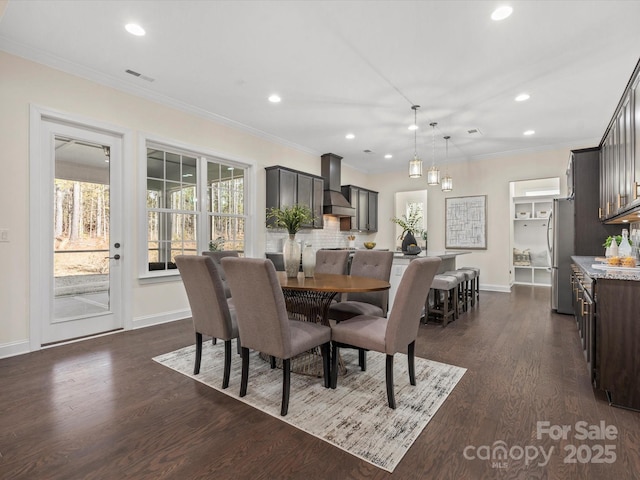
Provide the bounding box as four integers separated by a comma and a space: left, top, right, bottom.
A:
445, 195, 487, 249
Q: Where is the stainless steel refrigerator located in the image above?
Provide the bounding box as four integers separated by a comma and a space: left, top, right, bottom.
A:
548, 198, 575, 314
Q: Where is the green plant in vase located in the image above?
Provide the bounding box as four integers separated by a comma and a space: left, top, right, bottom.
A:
266, 204, 314, 277
391, 204, 425, 253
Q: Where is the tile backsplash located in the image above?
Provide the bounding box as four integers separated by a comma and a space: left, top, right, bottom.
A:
265, 216, 374, 252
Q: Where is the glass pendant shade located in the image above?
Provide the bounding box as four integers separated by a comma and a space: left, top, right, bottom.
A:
427, 165, 440, 185
409, 155, 422, 178
441, 135, 453, 192
408, 105, 422, 178
441, 174, 453, 191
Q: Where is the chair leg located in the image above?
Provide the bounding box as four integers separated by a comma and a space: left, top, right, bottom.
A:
359, 349, 367, 371
240, 347, 249, 397
331, 343, 339, 389
408, 341, 416, 386
212, 337, 217, 345
270, 356, 276, 369
194, 332, 203, 375
222, 339, 231, 389
281, 358, 291, 416
236, 337, 241, 355
321, 342, 331, 388
385, 354, 396, 409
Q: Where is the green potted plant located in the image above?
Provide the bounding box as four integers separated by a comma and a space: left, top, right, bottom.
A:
266, 204, 314, 277
391, 204, 424, 253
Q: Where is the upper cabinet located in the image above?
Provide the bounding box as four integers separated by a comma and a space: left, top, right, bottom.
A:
265, 166, 324, 229
339, 185, 378, 232
599, 60, 640, 223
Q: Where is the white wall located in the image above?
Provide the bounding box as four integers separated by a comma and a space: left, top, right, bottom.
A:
367, 149, 581, 291
0, 50, 594, 356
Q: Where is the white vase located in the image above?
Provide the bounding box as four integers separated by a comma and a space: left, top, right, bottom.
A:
283, 234, 301, 278
302, 243, 316, 277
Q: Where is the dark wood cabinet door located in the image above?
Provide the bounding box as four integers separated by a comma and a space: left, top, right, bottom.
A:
297, 174, 313, 228
312, 177, 324, 228
367, 191, 378, 232
357, 189, 368, 231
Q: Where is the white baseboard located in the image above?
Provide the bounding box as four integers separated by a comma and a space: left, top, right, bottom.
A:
0, 340, 31, 360
479, 284, 512, 293
132, 309, 191, 330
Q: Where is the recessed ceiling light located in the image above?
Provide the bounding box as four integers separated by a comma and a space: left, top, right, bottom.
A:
491, 5, 513, 21
408, 124, 419, 131
384, 154, 393, 159
622, 219, 630, 223
515, 93, 530, 102
125, 23, 146, 36
523, 130, 535, 136
268, 94, 281, 103
345, 133, 355, 140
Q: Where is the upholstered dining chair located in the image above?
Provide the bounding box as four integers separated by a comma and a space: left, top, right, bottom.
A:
202, 250, 239, 299
174, 255, 239, 389
315, 249, 350, 275
222, 257, 332, 416
327, 250, 394, 370
330, 257, 441, 409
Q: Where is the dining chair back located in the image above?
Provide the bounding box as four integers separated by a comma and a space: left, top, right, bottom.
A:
222, 257, 331, 416
330, 257, 441, 408
315, 250, 350, 275
174, 255, 239, 389
327, 250, 394, 370
202, 250, 239, 298
343, 250, 394, 314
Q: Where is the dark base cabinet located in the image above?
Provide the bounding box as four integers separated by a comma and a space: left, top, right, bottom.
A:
597, 279, 640, 410
572, 258, 640, 411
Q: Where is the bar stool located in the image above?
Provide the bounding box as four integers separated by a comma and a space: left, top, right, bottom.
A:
461, 267, 480, 304
442, 270, 467, 318
457, 268, 478, 309
424, 274, 458, 327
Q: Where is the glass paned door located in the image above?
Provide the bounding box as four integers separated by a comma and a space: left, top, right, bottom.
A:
42, 120, 123, 344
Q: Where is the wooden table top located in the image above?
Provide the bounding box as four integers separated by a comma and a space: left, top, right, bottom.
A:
277, 272, 390, 293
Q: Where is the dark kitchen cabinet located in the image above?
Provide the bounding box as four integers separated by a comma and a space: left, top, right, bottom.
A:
572, 258, 640, 411
569, 148, 618, 255
339, 185, 378, 232
599, 60, 640, 221
265, 166, 324, 229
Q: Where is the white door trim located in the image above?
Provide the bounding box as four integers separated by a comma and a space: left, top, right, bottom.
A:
29, 105, 134, 351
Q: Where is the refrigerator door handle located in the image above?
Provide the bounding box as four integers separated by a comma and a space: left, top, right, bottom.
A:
547, 210, 553, 266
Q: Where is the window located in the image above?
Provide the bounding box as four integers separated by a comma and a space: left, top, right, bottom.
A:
144, 142, 248, 276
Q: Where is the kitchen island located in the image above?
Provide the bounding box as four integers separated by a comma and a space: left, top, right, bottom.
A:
571, 256, 640, 411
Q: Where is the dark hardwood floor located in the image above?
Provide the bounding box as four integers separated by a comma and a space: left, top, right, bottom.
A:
1, 285, 639, 479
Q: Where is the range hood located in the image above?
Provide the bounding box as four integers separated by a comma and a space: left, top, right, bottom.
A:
321, 153, 356, 217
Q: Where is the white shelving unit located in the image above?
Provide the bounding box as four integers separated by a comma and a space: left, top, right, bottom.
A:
511, 195, 554, 286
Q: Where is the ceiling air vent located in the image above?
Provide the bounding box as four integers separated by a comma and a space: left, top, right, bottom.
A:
467, 128, 483, 136
125, 69, 155, 82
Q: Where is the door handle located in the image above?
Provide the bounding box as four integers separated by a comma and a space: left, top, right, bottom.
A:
106, 254, 121, 260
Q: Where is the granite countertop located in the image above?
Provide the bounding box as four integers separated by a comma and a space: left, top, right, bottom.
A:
572, 255, 640, 282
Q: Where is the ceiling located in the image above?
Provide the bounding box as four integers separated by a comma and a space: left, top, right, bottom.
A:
2, 0, 640, 174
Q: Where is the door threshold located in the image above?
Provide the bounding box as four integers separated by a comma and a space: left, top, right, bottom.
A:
42, 328, 124, 348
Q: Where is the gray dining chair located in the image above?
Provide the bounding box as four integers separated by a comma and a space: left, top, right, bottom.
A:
315, 250, 350, 275
327, 250, 394, 370
330, 257, 441, 409
222, 257, 332, 416
202, 250, 239, 299
174, 255, 239, 389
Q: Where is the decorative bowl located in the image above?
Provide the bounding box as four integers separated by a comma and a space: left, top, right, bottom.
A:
405, 244, 422, 255
363, 242, 376, 249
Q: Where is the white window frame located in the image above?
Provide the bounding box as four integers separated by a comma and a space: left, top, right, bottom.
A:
138, 134, 254, 280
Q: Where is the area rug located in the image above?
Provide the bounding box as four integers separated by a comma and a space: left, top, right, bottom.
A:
153, 342, 466, 472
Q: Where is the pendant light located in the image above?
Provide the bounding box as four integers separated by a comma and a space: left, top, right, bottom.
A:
427, 122, 440, 185
441, 135, 453, 192
408, 105, 422, 178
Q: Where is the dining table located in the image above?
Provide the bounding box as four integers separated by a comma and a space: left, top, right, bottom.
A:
270, 271, 390, 377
